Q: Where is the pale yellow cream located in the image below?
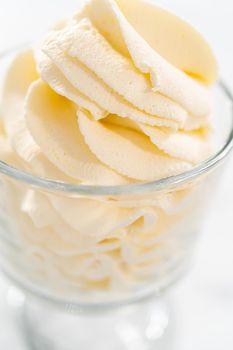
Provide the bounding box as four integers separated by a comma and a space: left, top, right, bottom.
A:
1, 0, 217, 185
0, 0, 217, 295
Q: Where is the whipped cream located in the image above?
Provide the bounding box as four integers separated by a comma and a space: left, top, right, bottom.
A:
0, 0, 217, 296
1, 0, 217, 185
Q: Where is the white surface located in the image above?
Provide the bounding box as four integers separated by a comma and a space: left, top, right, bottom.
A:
0, 0, 233, 349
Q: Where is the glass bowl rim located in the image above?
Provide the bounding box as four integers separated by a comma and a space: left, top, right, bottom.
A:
0, 48, 233, 195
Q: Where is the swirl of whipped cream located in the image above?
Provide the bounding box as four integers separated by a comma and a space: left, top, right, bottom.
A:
0, 0, 217, 294
1, 0, 217, 185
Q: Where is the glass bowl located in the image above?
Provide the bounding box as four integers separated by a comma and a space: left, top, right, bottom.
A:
0, 48, 233, 350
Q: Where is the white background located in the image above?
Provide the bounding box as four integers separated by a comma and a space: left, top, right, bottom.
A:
0, 1, 233, 349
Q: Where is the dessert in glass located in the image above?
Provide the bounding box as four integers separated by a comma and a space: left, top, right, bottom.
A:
0, 0, 232, 348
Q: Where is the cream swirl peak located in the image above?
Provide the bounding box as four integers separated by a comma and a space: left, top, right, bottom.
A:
1, 0, 217, 185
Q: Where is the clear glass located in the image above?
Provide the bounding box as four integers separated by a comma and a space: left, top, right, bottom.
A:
0, 49, 233, 350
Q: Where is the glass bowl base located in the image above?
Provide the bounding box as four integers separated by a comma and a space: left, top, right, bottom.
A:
7, 286, 172, 350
